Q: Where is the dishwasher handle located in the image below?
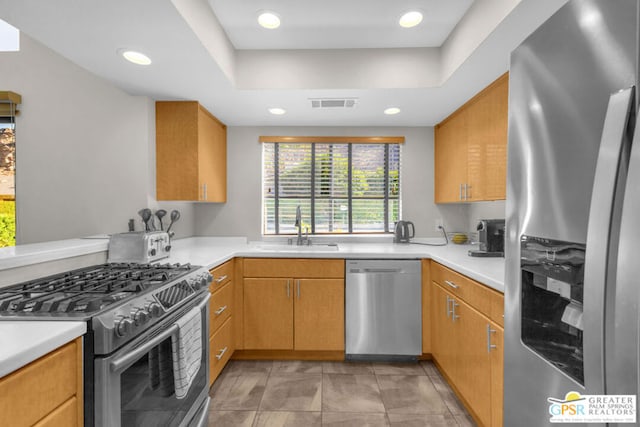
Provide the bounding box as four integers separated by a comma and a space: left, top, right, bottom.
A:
351, 268, 404, 274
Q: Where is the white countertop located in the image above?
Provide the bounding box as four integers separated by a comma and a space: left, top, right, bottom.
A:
167, 237, 505, 293
0, 321, 86, 377
0, 237, 109, 270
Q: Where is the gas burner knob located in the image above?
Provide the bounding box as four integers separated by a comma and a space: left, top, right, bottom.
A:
148, 248, 157, 257
147, 302, 163, 318
164, 245, 172, 252
201, 273, 213, 288
133, 309, 150, 325
115, 317, 134, 337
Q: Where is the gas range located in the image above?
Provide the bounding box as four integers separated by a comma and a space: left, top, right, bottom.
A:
0, 262, 212, 354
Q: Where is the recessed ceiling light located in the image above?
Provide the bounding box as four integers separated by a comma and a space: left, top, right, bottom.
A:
258, 12, 281, 29
399, 11, 423, 28
384, 107, 401, 115
121, 50, 152, 65
268, 107, 286, 115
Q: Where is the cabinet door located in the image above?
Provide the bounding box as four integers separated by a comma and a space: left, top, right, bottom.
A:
490, 325, 504, 427
434, 113, 468, 203
431, 284, 456, 377
455, 299, 492, 427
294, 279, 344, 351
197, 105, 227, 202
243, 278, 293, 350
466, 75, 508, 201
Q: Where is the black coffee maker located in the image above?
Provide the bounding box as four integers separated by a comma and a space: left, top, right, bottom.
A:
468, 219, 505, 257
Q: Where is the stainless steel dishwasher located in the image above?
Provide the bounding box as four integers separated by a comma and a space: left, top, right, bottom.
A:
345, 259, 422, 361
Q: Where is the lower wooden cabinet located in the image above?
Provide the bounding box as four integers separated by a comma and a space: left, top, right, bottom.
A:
209, 260, 235, 385
242, 258, 345, 352
209, 317, 233, 382
243, 277, 345, 351
294, 279, 344, 351
0, 338, 83, 427
243, 278, 294, 350
430, 262, 504, 427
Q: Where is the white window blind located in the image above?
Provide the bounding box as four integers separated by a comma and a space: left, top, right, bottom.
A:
262, 142, 401, 235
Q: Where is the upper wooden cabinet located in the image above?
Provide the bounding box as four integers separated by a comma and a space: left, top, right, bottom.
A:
156, 101, 227, 202
435, 73, 508, 203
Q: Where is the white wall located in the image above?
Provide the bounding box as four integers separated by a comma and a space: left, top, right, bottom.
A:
0, 34, 194, 244
195, 126, 472, 241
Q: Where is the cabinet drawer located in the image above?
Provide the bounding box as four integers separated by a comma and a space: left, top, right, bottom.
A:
0, 340, 78, 427
243, 258, 344, 278
34, 397, 78, 427
431, 262, 492, 314
210, 281, 233, 335
210, 259, 233, 292
209, 316, 233, 384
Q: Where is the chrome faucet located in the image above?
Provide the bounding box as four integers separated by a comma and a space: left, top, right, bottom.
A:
294, 205, 310, 246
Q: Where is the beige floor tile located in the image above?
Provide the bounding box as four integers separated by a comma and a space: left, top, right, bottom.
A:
388, 413, 459, 426
377, 375, 449, 415
322, 361, 375, 375
253, 411, 322, 427
210, 373, 268, 410
207, 410, 256, 427
322, 374, 386, 413
272, 360, 323, 374
429, 375, 467, 415
260, 374, 323, 411
322, 412, 389, 426
372, 362, 427, 376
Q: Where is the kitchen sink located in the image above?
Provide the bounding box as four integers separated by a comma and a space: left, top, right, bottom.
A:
252, 243, 340, 252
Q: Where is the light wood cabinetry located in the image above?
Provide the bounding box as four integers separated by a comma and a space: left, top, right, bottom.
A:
242, 258, 345, 352
156, 101, 227, 202
0, 338, 83, 427
435, 73, 508, 203
430, 261, 504, 427
208, 259, 235, 385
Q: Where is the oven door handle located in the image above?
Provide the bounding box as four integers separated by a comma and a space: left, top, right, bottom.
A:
110, 293, 210, 373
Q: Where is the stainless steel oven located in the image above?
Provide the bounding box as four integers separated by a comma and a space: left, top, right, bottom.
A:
95, 292, 210, 427
0, 262, 213, 427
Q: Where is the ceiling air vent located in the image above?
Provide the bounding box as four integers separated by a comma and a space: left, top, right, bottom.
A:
310, 98, 358, 109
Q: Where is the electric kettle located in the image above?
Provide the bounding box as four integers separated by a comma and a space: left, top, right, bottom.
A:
394, 220, 415, 243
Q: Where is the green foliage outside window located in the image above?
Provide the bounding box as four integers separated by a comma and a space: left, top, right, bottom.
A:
0, 200, 15, 247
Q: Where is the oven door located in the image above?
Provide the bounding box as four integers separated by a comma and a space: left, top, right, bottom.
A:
94, 293, 210, 427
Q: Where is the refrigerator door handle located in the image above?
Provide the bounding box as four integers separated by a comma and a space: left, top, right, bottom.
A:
583, 86, 634, 394
609, 115, 640, 398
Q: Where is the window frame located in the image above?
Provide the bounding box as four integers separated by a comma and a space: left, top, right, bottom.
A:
261, 136, 404, 236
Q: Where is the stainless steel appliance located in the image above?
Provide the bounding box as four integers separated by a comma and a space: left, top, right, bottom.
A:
505, 0, 639, 425
108, 231, 172, 263
0, 263, 213, 427
345, 259, 421, 360
393, 220, 415, 243
468, 219, 505, 257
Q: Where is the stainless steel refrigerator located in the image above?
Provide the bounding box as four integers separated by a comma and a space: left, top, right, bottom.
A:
505, 0, 639, 425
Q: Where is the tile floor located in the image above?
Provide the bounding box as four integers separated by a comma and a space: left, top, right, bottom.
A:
208, 360, 476, 426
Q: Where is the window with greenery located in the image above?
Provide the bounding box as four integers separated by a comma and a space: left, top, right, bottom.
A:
262, 139, 401, 235
0, 91, 19, 247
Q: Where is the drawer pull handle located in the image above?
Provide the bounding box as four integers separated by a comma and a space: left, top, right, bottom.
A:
214, 305, 227, 316
487, 324, 497, 353
444, 280, 459, 289
452, 301, 460, 322
215, 275, 228, 284
215, 346, 228, 360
